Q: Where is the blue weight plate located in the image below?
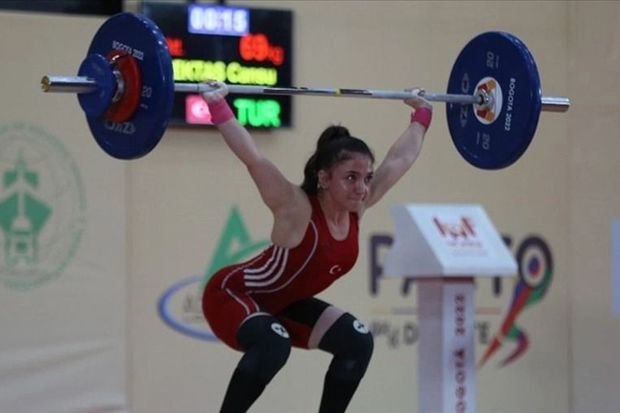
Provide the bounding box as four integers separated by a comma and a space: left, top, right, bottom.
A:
77, 53, 115, 118
446, 32, 542, 169
85, 12, 174, 159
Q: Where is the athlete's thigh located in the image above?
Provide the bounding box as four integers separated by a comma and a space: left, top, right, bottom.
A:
203, 283, 263, 350
277, 297, 346, 349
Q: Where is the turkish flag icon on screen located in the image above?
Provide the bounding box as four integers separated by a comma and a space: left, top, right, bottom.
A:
186, 95, 213, 124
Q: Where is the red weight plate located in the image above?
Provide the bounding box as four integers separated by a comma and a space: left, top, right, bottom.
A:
105, 50, 142, 123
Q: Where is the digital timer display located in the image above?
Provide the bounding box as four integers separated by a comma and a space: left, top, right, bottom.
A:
141, 2, 293, 129
188, 4, 249, 36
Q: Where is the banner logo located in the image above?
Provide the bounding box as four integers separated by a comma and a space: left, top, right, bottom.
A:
369, 232, 553, 367
0, 123, 86, 290
478, 236, 553, 367
158, 206, 269, 341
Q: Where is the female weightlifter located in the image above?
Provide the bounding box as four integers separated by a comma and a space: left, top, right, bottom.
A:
200, 80, 432, 413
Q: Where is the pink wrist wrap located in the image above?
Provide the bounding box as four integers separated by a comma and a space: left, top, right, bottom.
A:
410, 107, 432, 129
208, 98, 234, 125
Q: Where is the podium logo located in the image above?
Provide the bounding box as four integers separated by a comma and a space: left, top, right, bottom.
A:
433, 216, 476, 239
433, 216, 483, 249
0, 123, 86, 290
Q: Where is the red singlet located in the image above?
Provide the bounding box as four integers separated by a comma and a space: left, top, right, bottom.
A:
202, 196, 359, 349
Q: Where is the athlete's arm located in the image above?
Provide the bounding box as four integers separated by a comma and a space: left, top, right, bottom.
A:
202, 81, 311, 246
364, 90, 432, 208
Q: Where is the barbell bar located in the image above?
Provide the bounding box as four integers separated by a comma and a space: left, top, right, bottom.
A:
41, 75, 571, 112
42, 76, 484, 105
39, 12, 570, 168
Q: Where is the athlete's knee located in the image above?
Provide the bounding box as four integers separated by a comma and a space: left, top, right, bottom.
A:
236, 314, 292, 383
318, 313, 374, 380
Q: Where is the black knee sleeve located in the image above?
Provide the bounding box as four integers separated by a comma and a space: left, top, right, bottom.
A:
318, 313, 374, 381
235, 314, 292, 384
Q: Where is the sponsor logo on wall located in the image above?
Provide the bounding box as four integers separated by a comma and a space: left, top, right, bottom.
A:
0, 123, 86, 290
159, 207, 553, 368
158, 206, 269, 341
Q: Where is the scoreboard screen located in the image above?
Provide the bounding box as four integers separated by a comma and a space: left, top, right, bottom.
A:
141, 2, 293, 128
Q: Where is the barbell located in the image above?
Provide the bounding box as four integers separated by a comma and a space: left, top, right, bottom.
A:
40, 12, 570, 169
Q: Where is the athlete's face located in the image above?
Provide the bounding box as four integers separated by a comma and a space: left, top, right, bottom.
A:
319, 153, 374, 210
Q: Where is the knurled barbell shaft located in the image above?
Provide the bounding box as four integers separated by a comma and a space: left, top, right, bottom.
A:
178, 83, 484, 105
40, 75, 570, 112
